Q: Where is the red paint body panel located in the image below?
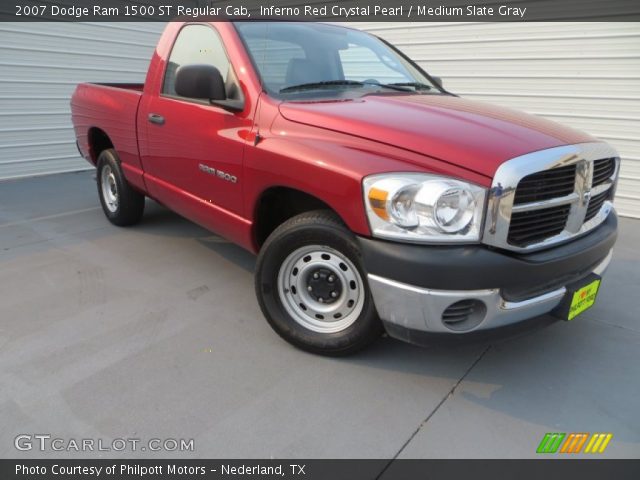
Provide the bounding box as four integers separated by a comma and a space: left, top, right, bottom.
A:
71, 83, 146, 191
70, 22, 604, 254
279, 94, 596, 178
244, 95, 491, 238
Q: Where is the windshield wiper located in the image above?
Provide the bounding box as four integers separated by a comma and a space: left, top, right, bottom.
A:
279, 80, 415, 94
280, 80, 365, 93
363, 82, 413, 92
386, 82, 433, 91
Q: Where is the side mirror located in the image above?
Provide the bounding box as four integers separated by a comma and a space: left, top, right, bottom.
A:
431, 76, 443, 88
175, 64, 226, 101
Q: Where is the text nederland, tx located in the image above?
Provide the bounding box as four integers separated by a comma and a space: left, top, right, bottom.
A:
15, 463, 306, 476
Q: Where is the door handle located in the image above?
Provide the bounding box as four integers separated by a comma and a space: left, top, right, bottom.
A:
148, 113, 165, 125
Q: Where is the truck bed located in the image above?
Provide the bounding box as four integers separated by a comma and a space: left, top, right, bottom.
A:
71, 82, 146, 189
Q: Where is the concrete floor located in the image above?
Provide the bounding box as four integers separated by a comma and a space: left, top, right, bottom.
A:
0, 171, 638, 460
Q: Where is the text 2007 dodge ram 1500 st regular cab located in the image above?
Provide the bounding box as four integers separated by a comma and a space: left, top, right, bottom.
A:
71, 22, 619, 355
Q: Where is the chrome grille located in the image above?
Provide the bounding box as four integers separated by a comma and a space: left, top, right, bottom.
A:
592, 158, 616, 187
483, 143, 619, 253
508, 204, 571, 247
585, 190, 610, 222
513, 164, 577, 205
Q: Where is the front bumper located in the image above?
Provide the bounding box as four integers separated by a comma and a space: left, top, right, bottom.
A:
359, 213, 617, 343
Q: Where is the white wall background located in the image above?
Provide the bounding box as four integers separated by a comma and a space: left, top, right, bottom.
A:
0, 22, 165, 179
0, 22, 638, 217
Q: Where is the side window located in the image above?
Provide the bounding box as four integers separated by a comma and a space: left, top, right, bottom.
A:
163, 25, 230, 97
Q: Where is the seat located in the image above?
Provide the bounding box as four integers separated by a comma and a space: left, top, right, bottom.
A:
285, 58, 330, 86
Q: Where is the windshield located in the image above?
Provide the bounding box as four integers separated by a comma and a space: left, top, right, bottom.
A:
234, 22, 443, 99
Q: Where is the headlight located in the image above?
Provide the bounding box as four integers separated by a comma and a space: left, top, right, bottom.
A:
363, 173, 486, 243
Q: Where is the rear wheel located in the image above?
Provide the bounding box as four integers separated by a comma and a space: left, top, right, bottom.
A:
255, 210, 383, 356
96, 149, 145, 226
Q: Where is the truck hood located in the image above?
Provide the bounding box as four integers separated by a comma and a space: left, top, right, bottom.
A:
278, 94, 597, 178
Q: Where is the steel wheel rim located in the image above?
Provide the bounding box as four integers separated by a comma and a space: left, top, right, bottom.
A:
277, 245, 365, 333
101, 165, 119, 213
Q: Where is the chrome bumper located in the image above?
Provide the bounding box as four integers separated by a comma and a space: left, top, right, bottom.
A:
369, 250, 612, 335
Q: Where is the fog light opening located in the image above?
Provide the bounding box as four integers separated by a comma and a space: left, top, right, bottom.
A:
441, 299, 487, 331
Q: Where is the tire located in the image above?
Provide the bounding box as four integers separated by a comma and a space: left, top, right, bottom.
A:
255, 210, 383, 356
96, 149, 145, 226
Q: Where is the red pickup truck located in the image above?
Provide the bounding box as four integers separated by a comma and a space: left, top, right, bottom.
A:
71, 22, 618, 355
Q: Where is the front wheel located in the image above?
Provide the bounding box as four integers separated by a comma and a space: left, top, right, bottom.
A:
255, 211, 383, 356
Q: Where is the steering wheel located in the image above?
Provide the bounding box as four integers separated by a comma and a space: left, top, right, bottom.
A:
363, 78, 380, 85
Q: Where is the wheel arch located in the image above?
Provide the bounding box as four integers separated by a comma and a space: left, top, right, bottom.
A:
87, 127, 114, 164
252, 186, 350, 249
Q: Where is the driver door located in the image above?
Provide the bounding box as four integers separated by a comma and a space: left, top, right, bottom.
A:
139, 24, 249, 215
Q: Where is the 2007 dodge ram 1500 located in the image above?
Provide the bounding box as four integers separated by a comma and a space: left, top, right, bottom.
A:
71, 22, 619, 355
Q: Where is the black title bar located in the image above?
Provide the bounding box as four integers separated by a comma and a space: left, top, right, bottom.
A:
2, 0, 640, 22
2, 459, 640, 480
